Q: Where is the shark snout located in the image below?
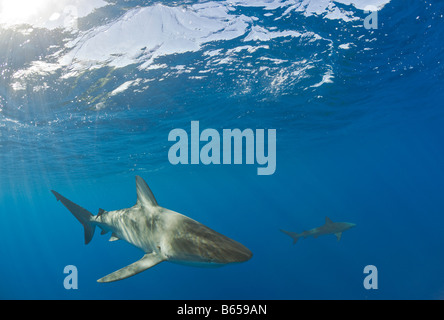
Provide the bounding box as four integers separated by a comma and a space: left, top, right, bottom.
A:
213, 238, 253, 264
229, 242, 253, 263
238, 245, 253, 262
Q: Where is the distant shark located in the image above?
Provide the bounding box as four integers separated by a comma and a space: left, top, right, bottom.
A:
51, 176, 252, 283
280, 217, 356, 244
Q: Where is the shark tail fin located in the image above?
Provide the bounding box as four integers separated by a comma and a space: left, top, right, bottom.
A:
280, 229, 301, 245
51, 190, 96, 245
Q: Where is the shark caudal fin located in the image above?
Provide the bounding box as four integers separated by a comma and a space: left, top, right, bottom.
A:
51, 190, 96, 245
280, 229, 301, 244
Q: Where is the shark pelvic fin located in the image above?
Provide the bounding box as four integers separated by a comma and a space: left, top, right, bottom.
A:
135, 176, 158, 208
97, 253, 165, 283
109, 233, 120, 242
51, 190, 95, 245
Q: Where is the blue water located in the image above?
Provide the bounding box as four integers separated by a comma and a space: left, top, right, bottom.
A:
0, 0, 443, 300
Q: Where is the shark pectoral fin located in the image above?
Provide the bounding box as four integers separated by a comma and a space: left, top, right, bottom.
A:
335, 232, 342, 241
97, 253, 165, 283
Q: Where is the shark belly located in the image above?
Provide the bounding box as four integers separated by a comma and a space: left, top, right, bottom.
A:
97, 207, 161, 254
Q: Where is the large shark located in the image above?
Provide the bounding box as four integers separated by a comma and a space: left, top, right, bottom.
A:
51, 176, 252, 283
280, 217, 356, 244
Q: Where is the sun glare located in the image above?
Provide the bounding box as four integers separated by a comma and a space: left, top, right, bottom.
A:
0, 0, 53, 26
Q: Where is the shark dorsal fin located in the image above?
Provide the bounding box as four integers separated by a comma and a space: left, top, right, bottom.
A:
136, 176, 158, 208
325, 217, 334, 225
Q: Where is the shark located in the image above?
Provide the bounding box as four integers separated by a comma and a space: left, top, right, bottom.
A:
51, 176, 252, 283
280, 217, 356, 244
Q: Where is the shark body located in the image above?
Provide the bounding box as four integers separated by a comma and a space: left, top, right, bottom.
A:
51, 176, 252, 283
281, 217, 356, 244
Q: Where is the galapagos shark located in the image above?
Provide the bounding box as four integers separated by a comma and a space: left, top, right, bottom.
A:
280, 217, 356, 244
51, 176, 252, 283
